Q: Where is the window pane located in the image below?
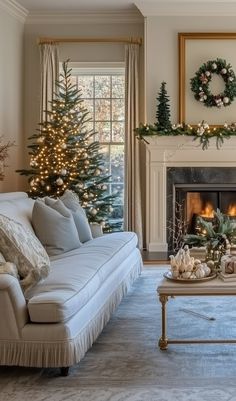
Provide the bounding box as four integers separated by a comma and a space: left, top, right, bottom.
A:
112, 122, 125, 142
99, 145, 110, 165
78, 76, 94, 98
95, 76, 110, 98
81, 99, 94, 119
95, 121, 111, 142
112, 76, 125, 98
111, 183, 124, 204
110, 145, 124, 183
95, 99, 110, 121
112, 99, 125, 121
70, 76, 77, 87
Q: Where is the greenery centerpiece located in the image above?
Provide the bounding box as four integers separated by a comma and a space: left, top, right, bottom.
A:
184, 209, 236, 272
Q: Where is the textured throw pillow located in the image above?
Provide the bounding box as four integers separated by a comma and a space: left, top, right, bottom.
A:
0, 214, 50, 292
60, 190, 93, 243
32, 199, 81, 256
0, 261, 18, 279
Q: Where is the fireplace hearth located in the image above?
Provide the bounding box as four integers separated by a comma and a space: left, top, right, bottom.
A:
167, 167, 236, 253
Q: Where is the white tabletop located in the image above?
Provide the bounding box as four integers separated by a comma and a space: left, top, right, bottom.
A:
157, 275, 236, 296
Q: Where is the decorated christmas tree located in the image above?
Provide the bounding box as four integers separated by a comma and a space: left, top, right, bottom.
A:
17, 61, 119, 231
155, 81, 172, 131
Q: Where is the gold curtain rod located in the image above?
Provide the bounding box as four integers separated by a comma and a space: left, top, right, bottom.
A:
38, 37, 142, 46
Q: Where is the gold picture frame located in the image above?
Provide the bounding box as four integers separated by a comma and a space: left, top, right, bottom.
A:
179, 32, 236, 125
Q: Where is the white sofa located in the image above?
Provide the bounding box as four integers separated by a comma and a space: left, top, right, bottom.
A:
0, 192, 142, 375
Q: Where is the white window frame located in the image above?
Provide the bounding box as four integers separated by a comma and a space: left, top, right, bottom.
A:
67, 62, 125, 226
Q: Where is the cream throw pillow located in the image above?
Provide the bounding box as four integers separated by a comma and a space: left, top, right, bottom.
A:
60, 190, 93, 243
32, 199, 81, 256
0, 214, 50, 292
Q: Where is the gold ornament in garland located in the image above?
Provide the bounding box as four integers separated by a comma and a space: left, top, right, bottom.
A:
190, 58, 236, 108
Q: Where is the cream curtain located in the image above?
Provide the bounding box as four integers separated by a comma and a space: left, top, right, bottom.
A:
124, 44, 143, 249
39, 43, 59, 122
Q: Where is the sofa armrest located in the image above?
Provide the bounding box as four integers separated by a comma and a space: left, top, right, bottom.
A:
90, 223, 103, 238
0, 274, 29, 340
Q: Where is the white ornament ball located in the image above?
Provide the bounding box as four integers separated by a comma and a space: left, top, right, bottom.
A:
101, 185, 107, 190
61, 143, 67, 149
83, 193, 89, 199
56, 178, 63, 186
94, 168, 101, 176
109, 206, 114, 213
212, 62, 217, 70
59, 169, 67, 176
205, 71, 211, 77
221, 68, 227, 75
223, 97, 230, 104
229, 76, 234, 82
90, 208, 98, 216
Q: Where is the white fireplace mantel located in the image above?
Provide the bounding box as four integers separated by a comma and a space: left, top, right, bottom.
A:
145, 136, 236, 252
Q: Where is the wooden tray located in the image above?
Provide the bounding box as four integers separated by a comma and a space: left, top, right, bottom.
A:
163, 271, 217, 283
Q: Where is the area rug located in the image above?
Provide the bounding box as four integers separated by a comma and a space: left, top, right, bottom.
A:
1, 267, 236, 401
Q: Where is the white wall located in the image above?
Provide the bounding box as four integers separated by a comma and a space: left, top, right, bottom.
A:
145, 16, 236, 124
0, 7, 24, 191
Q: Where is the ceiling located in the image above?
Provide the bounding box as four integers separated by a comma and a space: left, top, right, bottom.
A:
12, 0, 236, 17
14, 0, 137, 12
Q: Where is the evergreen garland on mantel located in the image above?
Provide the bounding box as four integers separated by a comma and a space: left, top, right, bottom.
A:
135, 81, 236, 150
135, 121, 236, 151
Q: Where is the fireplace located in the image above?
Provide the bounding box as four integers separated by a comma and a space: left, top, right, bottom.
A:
167, 167, 236, 253
144, 135, 236, 254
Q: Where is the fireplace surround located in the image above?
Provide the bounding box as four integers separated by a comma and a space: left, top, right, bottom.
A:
144, 136, 236, 255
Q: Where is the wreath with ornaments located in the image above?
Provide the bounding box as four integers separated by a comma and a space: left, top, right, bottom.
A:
190, 58, 236, 108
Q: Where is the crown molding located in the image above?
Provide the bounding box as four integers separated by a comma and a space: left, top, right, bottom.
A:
25, 9, 143, 25
0, 0, 28, 22
135, 1, 236, 17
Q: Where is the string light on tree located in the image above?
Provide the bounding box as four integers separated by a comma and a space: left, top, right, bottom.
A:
17, 60, 121, 232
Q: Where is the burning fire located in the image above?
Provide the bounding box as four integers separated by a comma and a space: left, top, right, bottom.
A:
227, 204, 236, 216
200, 202, 214, 218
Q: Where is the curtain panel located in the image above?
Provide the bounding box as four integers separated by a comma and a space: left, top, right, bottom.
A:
39, 43, 59, 122
124, 44, 143, 249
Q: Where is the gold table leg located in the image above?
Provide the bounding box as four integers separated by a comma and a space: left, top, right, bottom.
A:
158, 295, 168, 350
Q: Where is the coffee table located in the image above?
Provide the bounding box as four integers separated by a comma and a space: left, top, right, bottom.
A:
157, 274, 236, 350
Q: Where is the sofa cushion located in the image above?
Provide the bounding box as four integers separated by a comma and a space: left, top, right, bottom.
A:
0, 193, 34, 232
0, 214, 50, 292
27, 232, 138, 323
32, 199, 81, 256
60, 190, 93, 243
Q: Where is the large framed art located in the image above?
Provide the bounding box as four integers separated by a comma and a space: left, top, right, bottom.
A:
179, 32, 236, 126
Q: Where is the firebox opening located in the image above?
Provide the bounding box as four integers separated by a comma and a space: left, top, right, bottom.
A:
178, 189, 236, 236
166, 167, 236, 254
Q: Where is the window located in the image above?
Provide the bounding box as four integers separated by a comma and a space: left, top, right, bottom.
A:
70, 63, 125, 229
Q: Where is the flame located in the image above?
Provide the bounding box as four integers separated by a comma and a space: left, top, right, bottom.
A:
200, 202, 214, 218
227, 204, 236, 216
